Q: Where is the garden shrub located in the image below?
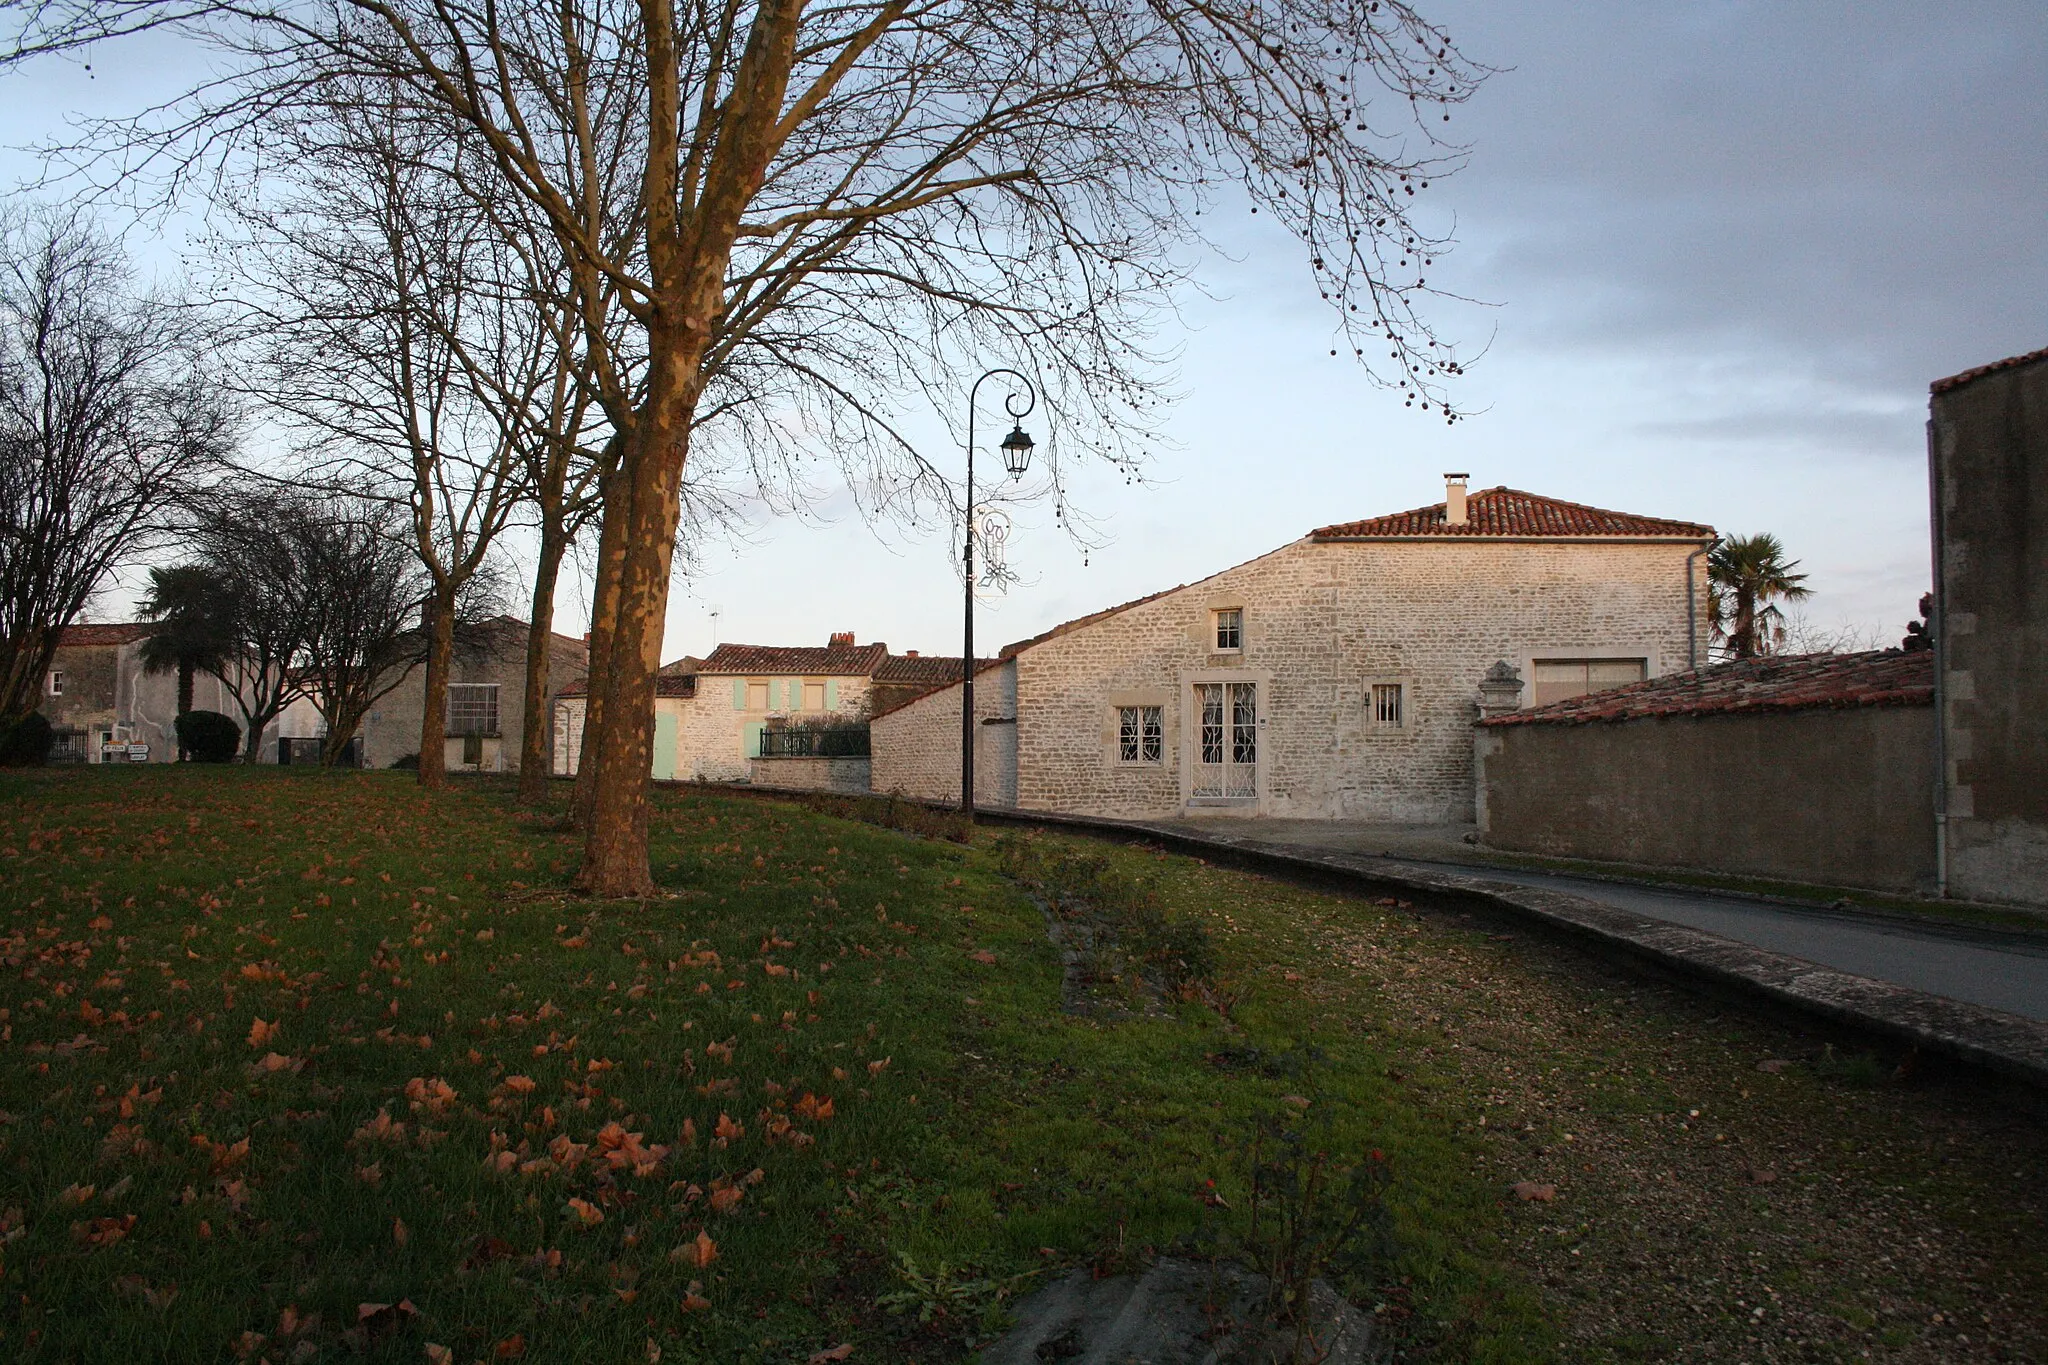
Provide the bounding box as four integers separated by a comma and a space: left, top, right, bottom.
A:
0, 713, 55, 767
175, 709, 241, 763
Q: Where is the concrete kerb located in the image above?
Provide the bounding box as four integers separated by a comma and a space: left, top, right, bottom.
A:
664, 782, 2048, 1093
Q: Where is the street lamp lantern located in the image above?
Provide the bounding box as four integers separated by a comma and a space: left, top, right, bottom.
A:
960, 369, 1037, 820
1001, 424, 1034, 478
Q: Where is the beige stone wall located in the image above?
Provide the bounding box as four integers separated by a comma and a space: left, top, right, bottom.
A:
871, 661, 1017, 806
678, 674, 874, 782
1007, 536, 1704, 823
747, 756, 873, 794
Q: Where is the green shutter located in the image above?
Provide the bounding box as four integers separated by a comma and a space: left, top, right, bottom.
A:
744, 721, 764, 759
652, 711, 678, 780
732, 679, 745, 710
785, 679, 799, 710
825, 678, 839, 711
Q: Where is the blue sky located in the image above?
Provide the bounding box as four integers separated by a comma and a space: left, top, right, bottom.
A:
7, 1, 2043, 662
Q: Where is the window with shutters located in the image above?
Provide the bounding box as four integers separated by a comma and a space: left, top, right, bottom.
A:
446, 684, 500, 736
1530, 657, 1648, 707
1116, 706, 1163, 763
746, 680, 770, 711
803, 680, 826, 711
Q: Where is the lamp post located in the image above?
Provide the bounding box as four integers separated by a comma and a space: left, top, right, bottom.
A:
962, 368, 1036, 818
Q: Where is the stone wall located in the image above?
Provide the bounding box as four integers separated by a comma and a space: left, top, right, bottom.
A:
746, 756, 873, 794
1010, 537, 1703, 822
1931, 353, 2048, 906
1476, 705, 1938, 893
870, 661, 1017, 807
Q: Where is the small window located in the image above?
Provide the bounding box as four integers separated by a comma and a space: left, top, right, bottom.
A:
1372, 682, 1405, 727
1117, 705, 1163, 763
746, 680, 770, 711
446, 683, 500, 736
48, 670, 64, 696
802, 680, 826, 711
1213, 608, 1243, 652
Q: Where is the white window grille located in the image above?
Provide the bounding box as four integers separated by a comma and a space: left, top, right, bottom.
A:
1192, 681, 1257, 798
446, 683, 500, 736
48, 670, 63, 696
1117, 706, 1163, 763
1214, 608, 1243, 651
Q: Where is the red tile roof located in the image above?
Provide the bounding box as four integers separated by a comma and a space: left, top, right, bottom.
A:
872, 654, 990, 687
1311, 487, 1714, 541
1930, 344, 2048, 394
697, 641, 890, 676
1480, 650, 1933, 728
559, 656, 696, 698
56, 622, 154, 647
870, 657, 1010, 720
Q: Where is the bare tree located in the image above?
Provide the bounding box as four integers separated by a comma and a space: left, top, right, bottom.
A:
8, 0, 1484, 893
178, 486, 322, 763
217, 97, 544, 789
290, 490, 431, 767
0, 205, 228, 731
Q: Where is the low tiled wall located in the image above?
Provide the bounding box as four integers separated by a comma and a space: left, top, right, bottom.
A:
747, 756, 871, 794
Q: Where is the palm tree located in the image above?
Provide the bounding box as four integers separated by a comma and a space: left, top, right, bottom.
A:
1709, 533, 1813, 659
139, 565, 238, 757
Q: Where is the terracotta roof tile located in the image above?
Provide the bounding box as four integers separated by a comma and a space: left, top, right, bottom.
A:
873, 654, 990, 687
1480, 650, 1933, 727
56, 622, 154, 646
697, 641, 890, 676
1930, 344, 2048, 394
1311, 487, 1714, 540
869, 657, 1009, 720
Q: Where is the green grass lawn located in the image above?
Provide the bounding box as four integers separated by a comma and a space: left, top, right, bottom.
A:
1, 768, 2043, 1364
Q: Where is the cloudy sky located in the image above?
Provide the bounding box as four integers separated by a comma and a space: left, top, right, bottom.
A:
7, 1, 2044, 662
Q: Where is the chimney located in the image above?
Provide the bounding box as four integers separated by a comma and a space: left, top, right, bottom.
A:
904, 650, 919, 658
1444, 473, 1469, 526
828, 631, 855, 648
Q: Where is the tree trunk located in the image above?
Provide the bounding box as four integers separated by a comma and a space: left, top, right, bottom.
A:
417, 584, 457, 789
175, 660, 194, 760
578, 386, 694, 898
574, 461, 630, 832
517, 523, 569, 805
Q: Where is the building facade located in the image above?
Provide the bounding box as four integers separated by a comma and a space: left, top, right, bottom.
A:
362, 616, 589, 772
1929, 346, 2048, 907
873, 480, 1715, 823
37, 623, 221, 762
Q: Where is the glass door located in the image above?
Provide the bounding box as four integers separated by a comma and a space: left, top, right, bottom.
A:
1191, 681, 1258, 799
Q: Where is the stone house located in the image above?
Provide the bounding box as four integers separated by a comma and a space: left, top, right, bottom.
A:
872, 478, 1716, 823
1929, 345, 2048, 907
361, 615, 588, 772
37, 622, 237, 762
1475, 650, 1936, 892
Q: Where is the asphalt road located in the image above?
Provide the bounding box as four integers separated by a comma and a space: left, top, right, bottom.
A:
1386, 859, 2048, 1023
